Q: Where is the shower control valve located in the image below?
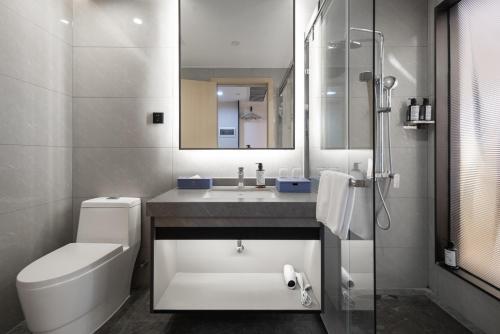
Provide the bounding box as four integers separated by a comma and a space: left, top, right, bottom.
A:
392, 173, 400, 188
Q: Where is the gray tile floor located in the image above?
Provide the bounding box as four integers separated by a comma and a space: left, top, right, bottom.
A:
376, 295, 472, 334
95, 289, 327, 334
11, 290, 473, 334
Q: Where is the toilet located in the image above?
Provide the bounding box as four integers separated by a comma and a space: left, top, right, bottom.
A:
16, 197, 141, 334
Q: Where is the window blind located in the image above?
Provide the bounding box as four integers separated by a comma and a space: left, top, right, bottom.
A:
449, 0, 500, 289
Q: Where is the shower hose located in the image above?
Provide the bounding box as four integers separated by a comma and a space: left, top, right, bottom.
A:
376, 112, 393, 231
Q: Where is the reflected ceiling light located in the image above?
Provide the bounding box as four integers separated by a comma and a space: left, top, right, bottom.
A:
326, 91, 336, 96
388, 53, 416, 85
217, 91, 223, 96
60, 19, 70, 25
230, 40, 240, 47
133, 17, 143, 25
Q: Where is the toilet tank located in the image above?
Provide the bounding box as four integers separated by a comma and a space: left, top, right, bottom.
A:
76, 197, 141, 249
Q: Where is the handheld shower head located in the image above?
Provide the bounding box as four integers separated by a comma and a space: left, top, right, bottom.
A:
382, 76, 398, 108
383, 76, 398, 90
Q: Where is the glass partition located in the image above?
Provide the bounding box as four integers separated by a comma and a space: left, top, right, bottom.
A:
305, 0, 375, 332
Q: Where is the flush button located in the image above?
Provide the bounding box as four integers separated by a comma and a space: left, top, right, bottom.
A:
153, 112, 164, 124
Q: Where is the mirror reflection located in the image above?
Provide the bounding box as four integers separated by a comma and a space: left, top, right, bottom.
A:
180, 0, 294, 149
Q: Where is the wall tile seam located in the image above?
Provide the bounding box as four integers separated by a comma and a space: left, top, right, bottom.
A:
73, 95, 176, 99
170, 148, 303, 151
73, 147, 174, 150
73, 45, 178, 50
384, 42, 429, 48
0, 3, 73, 47
389, 144, 431, 149
73, 97, 174, 100
72, 146, 175, 149
0, 144, 73, 148
387, 196, 429, 200
0, 72, 73, 98
384, 45, 429, 49
0, 197, 73, 217
375, 245, 429, 248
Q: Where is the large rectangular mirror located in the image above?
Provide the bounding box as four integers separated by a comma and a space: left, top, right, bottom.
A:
180, 0, 295, 149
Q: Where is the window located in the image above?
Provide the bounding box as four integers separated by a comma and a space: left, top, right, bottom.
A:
436, 0, 500, 296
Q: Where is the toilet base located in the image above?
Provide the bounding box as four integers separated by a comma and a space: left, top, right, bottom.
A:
33, 294, 129, 334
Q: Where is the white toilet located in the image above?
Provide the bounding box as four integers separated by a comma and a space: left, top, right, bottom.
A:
16, 197, 141, 334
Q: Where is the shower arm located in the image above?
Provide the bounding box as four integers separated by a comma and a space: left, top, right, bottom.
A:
349, 27, 385, 110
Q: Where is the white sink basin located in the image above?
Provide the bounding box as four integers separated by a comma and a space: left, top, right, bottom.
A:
202, 187, 276, 200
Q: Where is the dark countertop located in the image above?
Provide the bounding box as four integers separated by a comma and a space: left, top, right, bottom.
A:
146, 186, 317, 219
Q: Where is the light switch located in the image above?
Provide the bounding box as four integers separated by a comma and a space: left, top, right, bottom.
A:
152, 112, 164, 124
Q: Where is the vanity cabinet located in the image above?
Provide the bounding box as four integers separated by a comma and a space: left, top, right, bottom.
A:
147, 187, 322, 313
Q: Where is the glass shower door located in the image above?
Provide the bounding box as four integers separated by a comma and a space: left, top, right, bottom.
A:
305, 0, 375, 332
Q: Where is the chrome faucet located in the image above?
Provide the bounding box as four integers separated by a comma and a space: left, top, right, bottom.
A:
236, 240, 245, 253
238, 167, 244, 189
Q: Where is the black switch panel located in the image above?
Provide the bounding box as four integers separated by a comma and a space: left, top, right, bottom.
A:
152, 112, 164, 124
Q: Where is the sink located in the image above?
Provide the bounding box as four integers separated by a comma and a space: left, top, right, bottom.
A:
202, 187, 276, 200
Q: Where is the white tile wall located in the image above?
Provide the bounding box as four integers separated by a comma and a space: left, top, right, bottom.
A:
0, 0, 73, 44
0, 2, 73, 332
0, 6, 72, 95
73, 98, 174, 148
73, 147, 173, 198
73, 47, 176, 98
73, 0, 178, 48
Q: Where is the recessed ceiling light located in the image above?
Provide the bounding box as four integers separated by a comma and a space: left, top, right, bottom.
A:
133, 17, 143, 25
217, 91, 223, 96
230, 40, 240, 47
60, 19, 70, 25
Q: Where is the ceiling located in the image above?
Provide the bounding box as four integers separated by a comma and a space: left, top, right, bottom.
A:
181, 0, 293, 68
217, 86, 250, 102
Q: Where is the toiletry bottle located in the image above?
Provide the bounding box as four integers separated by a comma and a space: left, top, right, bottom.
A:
419, 99, 426, 120
444, 241, 459, 270
422, 98, 432, 121
350, 162, 364, 181
256, 163, 266, 188
408, 98, 419, 121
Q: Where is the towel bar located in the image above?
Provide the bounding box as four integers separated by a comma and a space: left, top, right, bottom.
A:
349, 179, 370, 188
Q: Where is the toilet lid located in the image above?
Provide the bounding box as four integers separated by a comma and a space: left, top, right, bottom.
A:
17, 243, 123, 289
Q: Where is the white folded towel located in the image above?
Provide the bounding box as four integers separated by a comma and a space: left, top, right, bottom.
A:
316, 171, 356, 239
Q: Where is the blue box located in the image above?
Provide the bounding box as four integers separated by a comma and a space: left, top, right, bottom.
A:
275, 177, 311, 193
177, 177, 213, 189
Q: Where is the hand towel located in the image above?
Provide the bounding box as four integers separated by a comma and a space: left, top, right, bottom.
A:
316, 171, 356, 239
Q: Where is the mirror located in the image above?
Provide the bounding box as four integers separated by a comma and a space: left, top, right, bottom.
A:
180, 0, 294, 149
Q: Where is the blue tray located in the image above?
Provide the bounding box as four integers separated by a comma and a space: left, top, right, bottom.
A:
276, 177, 311, 193
177, 177, 213, 189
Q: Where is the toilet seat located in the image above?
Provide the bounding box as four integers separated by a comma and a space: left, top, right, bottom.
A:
17, 243, 123, 290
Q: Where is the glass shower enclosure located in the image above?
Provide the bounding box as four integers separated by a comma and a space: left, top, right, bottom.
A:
305, 0, 375, 332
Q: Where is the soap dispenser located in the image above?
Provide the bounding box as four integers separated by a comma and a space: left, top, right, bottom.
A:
350, 162, 364, 180
256, 163, 266, 188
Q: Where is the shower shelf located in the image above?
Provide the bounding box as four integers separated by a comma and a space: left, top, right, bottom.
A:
404, 120, 435, 129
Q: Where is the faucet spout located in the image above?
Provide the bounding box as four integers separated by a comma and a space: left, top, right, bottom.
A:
238, 167, 245, 189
